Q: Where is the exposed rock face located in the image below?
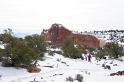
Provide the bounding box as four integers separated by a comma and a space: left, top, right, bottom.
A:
73, 34, 100, 48
42, 23, 101, 48
99, 39, 106, 47
42, 23, 72, 46
48, 24, 72, 45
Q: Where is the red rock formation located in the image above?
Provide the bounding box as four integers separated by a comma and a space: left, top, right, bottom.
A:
41, 23, 100, 48
73, 34, 100, 48
42, 23, 72, 45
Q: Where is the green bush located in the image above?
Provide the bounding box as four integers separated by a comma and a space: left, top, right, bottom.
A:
62, 40, 82, 59
25, 34, 47, 57
0, 29, 46, 67
95, 48, 106, 59
104, 42, 123, 58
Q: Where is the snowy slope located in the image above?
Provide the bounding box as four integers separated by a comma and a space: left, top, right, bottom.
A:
0, 53, 124, 82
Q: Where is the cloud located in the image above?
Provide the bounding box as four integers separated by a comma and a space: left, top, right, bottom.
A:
0, 0, 124, 33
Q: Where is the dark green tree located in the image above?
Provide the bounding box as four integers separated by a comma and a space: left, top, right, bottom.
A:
104, 42, 123, 58
10, 39, 38, 66
62, 39, 82, 59
25, 34, 47, 58
95, 48, 106, 59
0, 29, 39, 67
1, 28, 13, 44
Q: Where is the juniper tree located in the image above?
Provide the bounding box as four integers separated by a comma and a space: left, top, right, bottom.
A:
25, 34, 47, 58
104, 42, 123, 58
62, 39, 82, 59
0, 29, 39, 67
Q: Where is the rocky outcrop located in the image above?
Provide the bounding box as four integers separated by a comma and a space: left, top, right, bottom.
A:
42, 23, 102, 48
99, 39, 106, 47
73, 34, 100, 48
21, 64, 41, 73
42, 23, 72, 46
110, 71, 124, 76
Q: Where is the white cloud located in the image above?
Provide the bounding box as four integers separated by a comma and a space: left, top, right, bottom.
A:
0, 0, 124, 33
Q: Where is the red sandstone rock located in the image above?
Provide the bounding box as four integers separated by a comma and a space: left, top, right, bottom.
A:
42, 23, 100, 48
73, 34, 100, 48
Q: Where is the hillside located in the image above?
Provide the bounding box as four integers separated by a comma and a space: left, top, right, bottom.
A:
0, 49, 124, 82
0, 29, 124, 82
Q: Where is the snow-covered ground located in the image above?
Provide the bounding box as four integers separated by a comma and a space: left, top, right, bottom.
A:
0, 53, 124, 82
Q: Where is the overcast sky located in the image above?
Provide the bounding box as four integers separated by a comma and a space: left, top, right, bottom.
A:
0, 0, 124, 34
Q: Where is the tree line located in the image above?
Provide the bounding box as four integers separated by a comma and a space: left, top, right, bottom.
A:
62, 39, 124, 59
0, 28, 124, 68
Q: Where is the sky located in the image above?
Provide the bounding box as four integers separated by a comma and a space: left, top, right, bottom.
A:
0, 0, 124, 34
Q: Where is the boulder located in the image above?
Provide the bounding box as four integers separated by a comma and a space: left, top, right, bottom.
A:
21, 64, 41, 73
110, 70, 124, 76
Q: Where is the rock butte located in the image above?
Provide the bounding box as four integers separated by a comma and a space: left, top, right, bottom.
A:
41, 23, 105, 48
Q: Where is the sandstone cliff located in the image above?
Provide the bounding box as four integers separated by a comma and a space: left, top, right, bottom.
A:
42, 23, 105, 48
